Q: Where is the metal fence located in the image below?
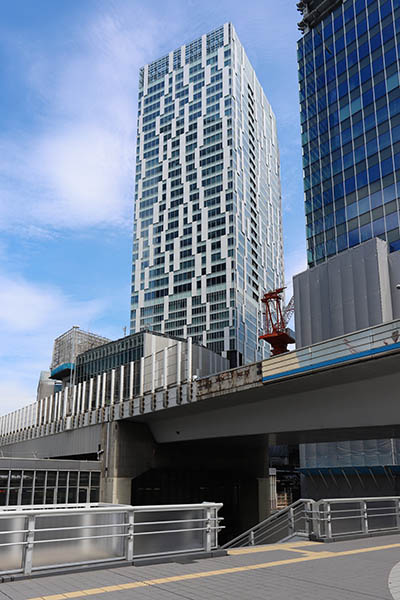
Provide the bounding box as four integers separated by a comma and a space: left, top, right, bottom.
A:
312, 497, 400, 540
0, 338, 229, 446
223, 499, 312, 548
262, 318, 400, 383
0, 502, 223, 576
223, 496, 400, 548
3, 319, 400, 447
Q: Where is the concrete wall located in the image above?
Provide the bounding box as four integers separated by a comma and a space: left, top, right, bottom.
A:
0, 425, 102, 459
294, 238, 399, 348
101, 421, 270, 539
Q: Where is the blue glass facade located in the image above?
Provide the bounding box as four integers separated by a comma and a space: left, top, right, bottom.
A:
298, 0, 400, 267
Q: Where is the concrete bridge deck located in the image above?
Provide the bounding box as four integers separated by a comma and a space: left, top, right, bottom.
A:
2, 535, 400, 599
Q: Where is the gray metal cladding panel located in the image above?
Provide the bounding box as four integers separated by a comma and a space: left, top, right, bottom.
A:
32, 511, 125, 568
0, 425, 102, 459
389, 252, 400, 318
294, 239, 391, 348
0, 457, 100, 470
300, 438, 397, 468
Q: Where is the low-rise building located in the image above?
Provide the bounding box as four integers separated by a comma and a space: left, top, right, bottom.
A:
0, 457, 101, 506
49, 326, 110, 386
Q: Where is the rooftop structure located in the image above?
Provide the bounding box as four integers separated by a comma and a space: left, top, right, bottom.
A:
297, 0, 344, 32
74, 329, 228, 389
49, 326, 110, 382
36, 371, 61, 402
293, 237, 400, 347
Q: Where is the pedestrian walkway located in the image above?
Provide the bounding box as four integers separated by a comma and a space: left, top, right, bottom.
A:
2, 535, 400, 599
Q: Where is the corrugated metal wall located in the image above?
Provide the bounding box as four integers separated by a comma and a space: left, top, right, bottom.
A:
293, 238, 398, 348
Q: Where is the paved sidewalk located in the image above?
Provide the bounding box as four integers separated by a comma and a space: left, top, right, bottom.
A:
2, 535, 400, 600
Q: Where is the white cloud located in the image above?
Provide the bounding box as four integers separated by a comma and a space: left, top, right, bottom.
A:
0, 4, 183, 234
0, 271, 106, 415
0, 0, 307, 412
0, 382, 34, 420
32, 125, 132, 228
0, 274, 102, 333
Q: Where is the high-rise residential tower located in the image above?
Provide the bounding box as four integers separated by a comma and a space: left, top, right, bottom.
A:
131, 24, 283, 366
297, 0, 400, 268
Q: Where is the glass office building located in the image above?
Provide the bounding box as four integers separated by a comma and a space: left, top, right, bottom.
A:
297, 0, 400, 268
131, 23, 283, 366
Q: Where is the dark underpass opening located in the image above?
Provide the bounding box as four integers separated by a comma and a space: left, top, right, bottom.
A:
131, 468, 256, 544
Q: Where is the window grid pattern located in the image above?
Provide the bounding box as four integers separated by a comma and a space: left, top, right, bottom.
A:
298, 0, 400, 267
148, 55, 169, 84
132, 23, 283, 366
0, 469, 100, 506
173, 48, 181, 70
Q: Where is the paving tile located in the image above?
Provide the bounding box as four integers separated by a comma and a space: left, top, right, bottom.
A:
1, 536, 400, 600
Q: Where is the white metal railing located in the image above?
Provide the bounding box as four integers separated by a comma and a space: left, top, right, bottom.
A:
223, 499, 313, 548
312, 496, 400, 541
0, 340, 195, 445
262, 318, 400, 382
223, 496, 400, 548
0, 502, 223, 576
3, 319, 400, 446
0, 338, 229, 445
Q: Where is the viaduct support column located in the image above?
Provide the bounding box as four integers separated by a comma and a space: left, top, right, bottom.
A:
100, 421, 155, 504
237, 437, 270, 530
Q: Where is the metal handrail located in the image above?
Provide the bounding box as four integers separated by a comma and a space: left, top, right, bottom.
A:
249, 509, 307, 537
223, 496, 400, 548
222, 499, 313, 548
0, 502, 223, 577
0, 501, 220, 515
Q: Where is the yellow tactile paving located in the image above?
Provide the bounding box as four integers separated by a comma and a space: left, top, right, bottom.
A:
228, 541, 321, 555
28, 541, 400, 600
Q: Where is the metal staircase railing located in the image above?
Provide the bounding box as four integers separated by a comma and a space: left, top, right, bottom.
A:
222, 499, 314, 549
223, 496, 400, 548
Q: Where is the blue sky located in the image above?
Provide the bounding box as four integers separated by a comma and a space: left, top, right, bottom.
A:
0, 0, 306, 414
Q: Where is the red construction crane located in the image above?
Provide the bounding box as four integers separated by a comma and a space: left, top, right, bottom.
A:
259, 287, 295, 356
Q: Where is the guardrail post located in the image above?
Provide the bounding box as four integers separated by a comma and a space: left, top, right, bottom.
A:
315, 502, 322, 539
304, 501, 312, 538
362, 501, 369, 535
206, 507, 212, 552
248, 530, 255, 546
396, 500, 400, 532
24, 514, 36, 575
288, 506, 295, 537
140, 358, 144, 397
127, 509, 134, 561
326, 502, 332, 540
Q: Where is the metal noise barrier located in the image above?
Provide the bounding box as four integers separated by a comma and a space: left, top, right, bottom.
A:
223, 496, 400, 548
0, 502, 224, 577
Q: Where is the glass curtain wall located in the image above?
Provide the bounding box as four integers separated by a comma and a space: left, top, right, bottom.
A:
298, 0, 400, 267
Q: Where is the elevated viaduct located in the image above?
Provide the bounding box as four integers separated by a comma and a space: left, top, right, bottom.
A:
1, 318, 400, 540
